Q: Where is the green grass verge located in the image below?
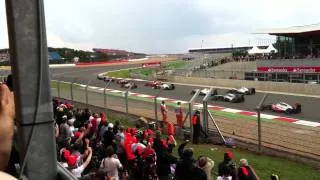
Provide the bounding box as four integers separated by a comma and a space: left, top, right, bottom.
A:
164, 59, 189, 69
106, 69, 131, 78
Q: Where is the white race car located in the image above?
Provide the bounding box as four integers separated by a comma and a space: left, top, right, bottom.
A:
154, 83, 175, 90
212, 93, 245, 103
261, 102, 301, 114
191, 88, 218, 96
227, 87, 256, 95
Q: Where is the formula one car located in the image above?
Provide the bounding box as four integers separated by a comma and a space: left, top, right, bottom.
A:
227, 87, 256, 95
261, 102, 301, 114
144, 81, 163, 87
212, 93, 245, 103
153, 83, 175, 90
97, 75, 115, 82
191, 88, 218, 96
116, 79, 130, 85
121, 82, 138, 89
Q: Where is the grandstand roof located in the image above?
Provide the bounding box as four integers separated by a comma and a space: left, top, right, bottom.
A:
254, 23, 320, 37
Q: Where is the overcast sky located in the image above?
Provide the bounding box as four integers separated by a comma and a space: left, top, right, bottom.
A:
1, 0, 320, 53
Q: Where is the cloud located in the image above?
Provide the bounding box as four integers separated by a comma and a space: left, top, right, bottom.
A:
1, 0, 320, 53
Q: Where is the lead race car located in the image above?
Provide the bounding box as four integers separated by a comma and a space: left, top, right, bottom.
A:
144, 81, 163, 87
227, 87, 256, 95
261, 102, 301, 114
190, 88, 218, 96
212, 93, 245, 103
153, 83, 175, 90
97, 75, 115, 82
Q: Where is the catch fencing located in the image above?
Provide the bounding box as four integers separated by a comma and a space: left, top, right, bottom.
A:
49, 78, 320, 167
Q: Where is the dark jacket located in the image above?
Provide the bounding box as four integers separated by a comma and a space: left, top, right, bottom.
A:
238, 166, 257, 180
157, 152, 178, 177
175, 158, 207, 180
218, 159, 237, 180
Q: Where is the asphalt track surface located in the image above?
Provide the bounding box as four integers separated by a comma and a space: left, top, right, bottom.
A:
46, 65, 320, 123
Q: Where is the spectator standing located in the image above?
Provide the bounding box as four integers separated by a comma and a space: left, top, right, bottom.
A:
157, 144, 178, 180
238, 159, 259, 180
197, 156, 214, 180
59, 115, 72, 141
218, 152, 237, 180
160, 101, 168, 124
192, 110, 201, 144
175, 101, 184, 128
100, 146, 123, 180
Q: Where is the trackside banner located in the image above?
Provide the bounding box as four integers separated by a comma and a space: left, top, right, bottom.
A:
142, 62, 161, 68
258, 66, 320, 72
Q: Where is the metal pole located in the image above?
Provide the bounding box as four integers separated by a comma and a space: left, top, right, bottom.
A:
85, 80, 91, 108
189, 102, 193, 142
124, 83, 134, 120
208, 110, 226, 144
70, 81, 73, 103
104, 80, 113, 116
154, 89, 163, 126
256, 94, 268, 153
202, 87, 214, 135
5, 0, 57, 179
57, 80, 61, 98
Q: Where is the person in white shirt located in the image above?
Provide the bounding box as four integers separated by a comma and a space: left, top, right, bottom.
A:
68, 147, 92, 178
100, 146, 123, 180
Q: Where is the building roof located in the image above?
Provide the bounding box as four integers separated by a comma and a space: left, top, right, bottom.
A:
93, 48, 129, 55
254, 23, 320, 35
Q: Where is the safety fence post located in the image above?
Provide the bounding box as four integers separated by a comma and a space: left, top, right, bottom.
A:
125, 84, 134, 120
188, 89, 201, 142
57, 80, 61, 98
202, 88, 214, 135
154, 89, 163, 128
256, 94, 268, 153
104, 79, 113, 117
85, 80, 91, 108
207, 110, 226, 144
70, 80, 74, 103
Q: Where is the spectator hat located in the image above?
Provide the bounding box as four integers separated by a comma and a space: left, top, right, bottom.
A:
67, 155, 77, 167
108, 123, 114, 128
224, 151, 233, 160
74, 131, 81, 138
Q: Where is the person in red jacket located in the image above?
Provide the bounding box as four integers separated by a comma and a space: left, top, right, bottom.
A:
175, 102, 184, 128
192, 110, 201, 144
160, 101, 168, 124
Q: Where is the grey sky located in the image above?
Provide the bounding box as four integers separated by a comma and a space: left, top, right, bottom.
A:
1, 0, 320, 53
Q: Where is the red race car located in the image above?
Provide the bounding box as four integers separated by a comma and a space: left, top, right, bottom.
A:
144, 81, 163, 87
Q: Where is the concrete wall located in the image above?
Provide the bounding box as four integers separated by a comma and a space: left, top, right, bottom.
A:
163, 75, 320, 96
209, 61, 257, 71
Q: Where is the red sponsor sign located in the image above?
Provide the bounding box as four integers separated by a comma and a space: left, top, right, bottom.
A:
142, 61, 161, 68
257, 66, 320, 72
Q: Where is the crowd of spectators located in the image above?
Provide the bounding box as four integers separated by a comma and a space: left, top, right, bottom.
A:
53, 98, 264, 180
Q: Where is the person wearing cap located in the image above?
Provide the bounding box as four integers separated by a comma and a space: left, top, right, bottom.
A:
218, 152, 237, 180
175, 101, 184, 128
197, 156, 214, 180
68, 146, 93, 178
160, 101, 168, 124
192, 110, 201, 144
103, 123, 115, 148
238, 158, 259, 180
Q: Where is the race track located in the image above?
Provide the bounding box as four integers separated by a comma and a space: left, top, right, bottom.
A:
48, 65, 320, 122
